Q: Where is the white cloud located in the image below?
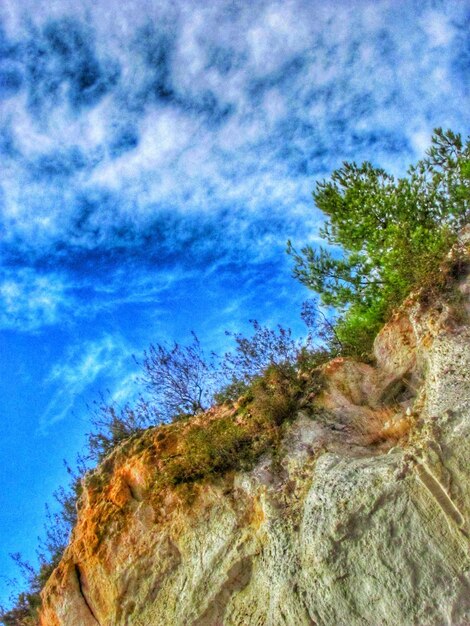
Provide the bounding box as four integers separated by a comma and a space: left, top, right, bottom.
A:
0, 0, 468, 330
40, 334, 137, 429
410, 129, 433, 156
0, 270, 73, 331
420, 10, 454, 47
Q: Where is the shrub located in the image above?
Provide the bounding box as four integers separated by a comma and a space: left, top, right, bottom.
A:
215, 317, 321, 404
165, 417, 255, 485
162, 370, 307, 490
140, 332, 219, 418
222, 319, 314, 382
86, 397, 160, 463
248, 365, 301, 427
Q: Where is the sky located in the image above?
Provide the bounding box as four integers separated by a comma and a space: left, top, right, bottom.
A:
0, 0, 469, 604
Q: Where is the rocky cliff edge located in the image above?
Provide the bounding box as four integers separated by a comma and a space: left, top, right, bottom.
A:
40, 231, 470, 626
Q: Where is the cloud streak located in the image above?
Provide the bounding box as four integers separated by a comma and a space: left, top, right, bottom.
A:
40, 333, 136, 429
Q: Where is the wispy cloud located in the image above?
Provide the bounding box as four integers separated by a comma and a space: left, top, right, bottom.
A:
0, 269, 73, 330
0, 0, 468, 333
40, 333, 136, 429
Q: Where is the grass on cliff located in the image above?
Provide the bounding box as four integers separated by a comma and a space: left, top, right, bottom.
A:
157, 363, 321, 485
87, 362, 323, 499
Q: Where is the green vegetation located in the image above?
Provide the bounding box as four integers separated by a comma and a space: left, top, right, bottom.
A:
288, 128, 470, 356
2, 129, 469, 625
165, 417, 256, 485
85, 318, 319, 469
92, 361, 316, 517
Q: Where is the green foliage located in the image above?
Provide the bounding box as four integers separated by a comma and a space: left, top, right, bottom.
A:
332, 304, 384, 360
162, 364, 313, 490
288, 128, 470, 356
213, 378, 249, 406
165, 417, 255, 485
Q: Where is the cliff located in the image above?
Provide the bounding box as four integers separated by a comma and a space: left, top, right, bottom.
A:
40, 233, 470, 626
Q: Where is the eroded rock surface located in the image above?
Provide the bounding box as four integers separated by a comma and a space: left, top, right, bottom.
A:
40, 240, 470, 626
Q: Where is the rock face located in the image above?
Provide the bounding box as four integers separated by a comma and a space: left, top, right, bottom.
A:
40, 240, 470, 626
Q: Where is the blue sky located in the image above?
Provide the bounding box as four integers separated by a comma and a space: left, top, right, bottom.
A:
0, 0, 469, 603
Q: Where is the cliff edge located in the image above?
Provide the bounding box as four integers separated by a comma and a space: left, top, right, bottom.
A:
40, 232, 470, 626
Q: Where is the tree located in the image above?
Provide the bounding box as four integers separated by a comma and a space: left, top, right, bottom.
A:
287, 128, 470, 355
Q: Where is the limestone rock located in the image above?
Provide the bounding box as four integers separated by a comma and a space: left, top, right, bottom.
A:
40, 247, 470, 626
